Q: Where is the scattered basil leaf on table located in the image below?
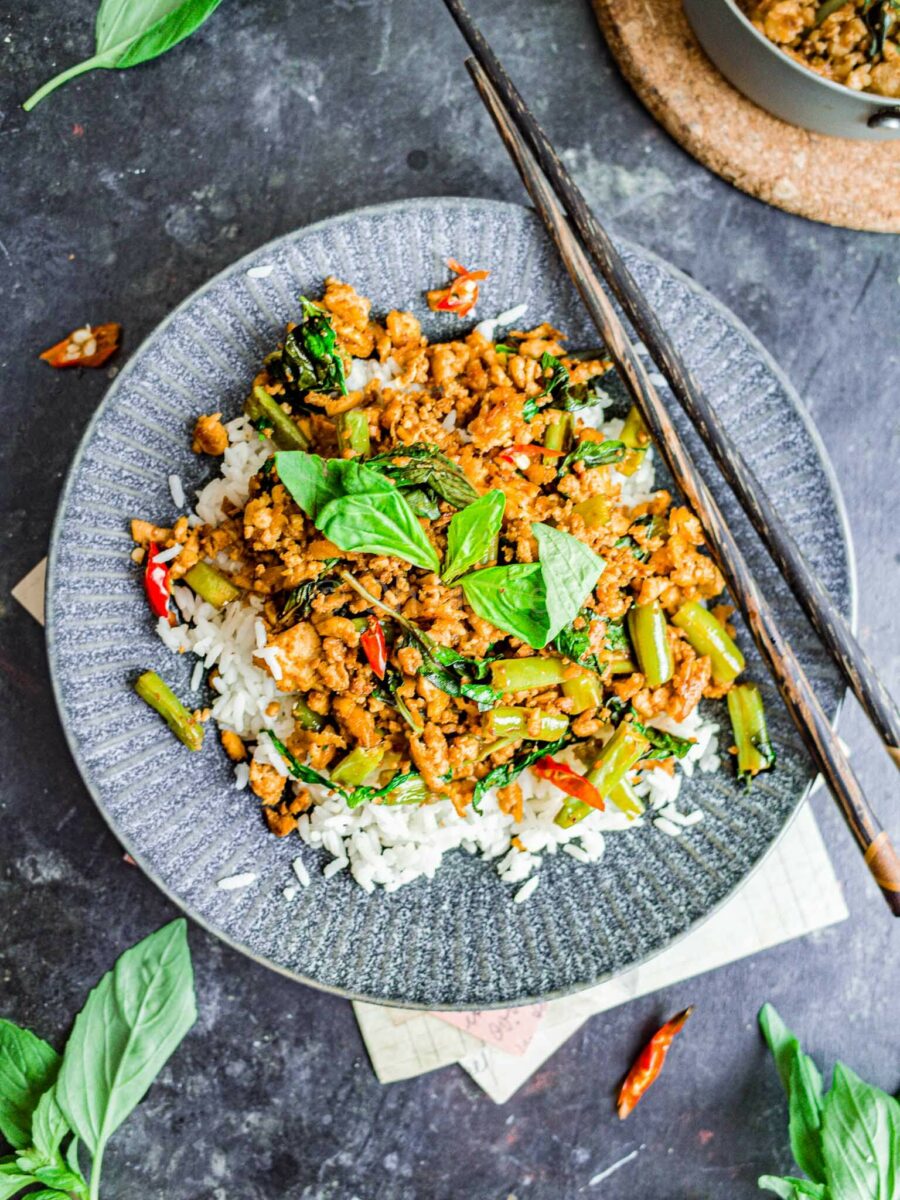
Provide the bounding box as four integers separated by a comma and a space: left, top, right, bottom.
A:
366, 443, 480, 510
759, 1003, 827, 1187
0, 1022, 61, 1151
558, 438, 626, 478
821, 1062, 900, 1200
0, 922, 195, 1199
23, 0, 223, 111
443, 490, 506, 584
55, 921, 196, 1194
758, 1003, 900, 1200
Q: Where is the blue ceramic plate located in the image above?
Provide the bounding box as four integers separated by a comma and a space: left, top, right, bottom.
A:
46, 198, 853, 1008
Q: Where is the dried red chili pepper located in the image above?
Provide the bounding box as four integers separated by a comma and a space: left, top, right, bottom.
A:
497, 443, 564, 466
426, 258, 490, 318
143, 542, 173, 622
360, 616, 388, 679
40, 322, 120, 368
533, 756, 604, 810
617, 1006, 694, 1119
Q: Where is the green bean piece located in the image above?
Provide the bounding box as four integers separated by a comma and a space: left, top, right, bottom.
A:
606, 658, 638, 676
491, 656, 569, 692
330, 744, 385, 787
381, 774, 429, 805
554, 722, 650, 827
727, 683, 775, 780
244, 385, 309, 451
672, 600, 745, 684
292, 696, 326, 731
134, 670, 204, 751
485, 706, 570, 742
562, 670, 604, 713
544, 410, 575, 454
335, 407, 371, 456
608, 778, 644, 820
183, 561, 241, 609
627, 599, 674, 688
618, 405, 650, 477
573, 496, 612, 529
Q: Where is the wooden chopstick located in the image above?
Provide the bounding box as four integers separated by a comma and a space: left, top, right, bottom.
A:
460, 53, 900, 914
443, 0, 900, 775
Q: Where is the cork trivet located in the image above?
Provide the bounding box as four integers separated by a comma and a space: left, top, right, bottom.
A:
592, 0, 900, 233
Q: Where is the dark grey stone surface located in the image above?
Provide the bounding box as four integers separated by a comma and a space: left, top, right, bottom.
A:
0, 1, 897, 1197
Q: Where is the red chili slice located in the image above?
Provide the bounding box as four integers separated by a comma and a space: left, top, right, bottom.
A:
360, 616, 388, 679
143, 542, 173, 621
532, 756, 604, 810
40, 322, 120, 368
427, 260, 490, 318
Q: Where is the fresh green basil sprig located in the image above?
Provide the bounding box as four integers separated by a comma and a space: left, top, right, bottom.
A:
758, 1003, 900, 1199
0, 921, 196, 1199
23, 0, 223, 111
460, 523, 605, 649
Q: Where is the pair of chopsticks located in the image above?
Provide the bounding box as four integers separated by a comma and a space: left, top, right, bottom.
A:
442, 0, 900, 913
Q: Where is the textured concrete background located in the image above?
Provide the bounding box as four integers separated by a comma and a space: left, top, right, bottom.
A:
1, 2, 898, 1197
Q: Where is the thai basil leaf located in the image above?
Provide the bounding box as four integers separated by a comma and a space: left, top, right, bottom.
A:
55, 921, 196, 1166
28, 1091, 69, 1163
526, 352, 614, 420
0, 1161, 41, 1200
403, 488, 442, 520
318, 492, 441, 573
459, 563, 550, 649
759, 1005, 827, 1186
443, 490, 506, 584
264, 731, 338, 792
532, 523, 605, 644
267, 297, 347, 397
23, 0, 223, 111
821, 1062, 900, 1200
615, 534, 651, 563
473, 731, 574, 811
414, 641, 501, 710
346, 771, 428, 810
367, 443, 479, 510
0, 1022, 61, 1151
280, 560, 340, 623
553, 611, 602, 673
604, 618, 629, 654
558, 438, 626, 477
276, 451, 441, 573
372, 666, 423, 733
630, 719, 695, 763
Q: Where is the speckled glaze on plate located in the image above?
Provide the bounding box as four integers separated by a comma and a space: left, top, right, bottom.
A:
46, 198, 854, 1008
